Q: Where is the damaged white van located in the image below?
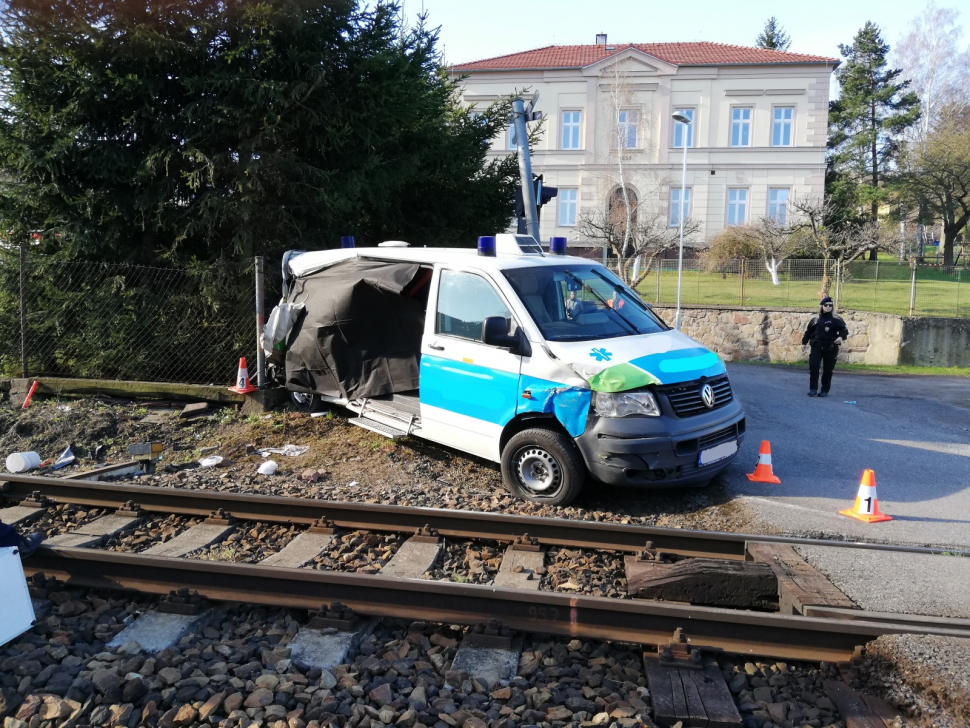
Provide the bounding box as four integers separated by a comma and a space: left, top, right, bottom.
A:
269, 234, 745, 506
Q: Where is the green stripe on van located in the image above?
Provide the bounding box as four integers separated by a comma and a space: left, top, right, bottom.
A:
587, 363, 661, 393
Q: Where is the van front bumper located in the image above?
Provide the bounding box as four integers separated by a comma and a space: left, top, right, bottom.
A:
574, 399, 746, 488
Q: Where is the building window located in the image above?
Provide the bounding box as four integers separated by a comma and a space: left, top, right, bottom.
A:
558, 189, 578, 227
731, 107, 752, 147
672, 108, 694, 148
507, 124, 518, 150
669, 188, 691, 226
727, 189, 748, 226
768, 188, 789, 224
772, 107, 793, 146
561, 111, 582, 150
617, 110, 639, 149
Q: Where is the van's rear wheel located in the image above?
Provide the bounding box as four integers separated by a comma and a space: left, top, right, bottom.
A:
501, 428, 585, 506
289, 391, 323, 413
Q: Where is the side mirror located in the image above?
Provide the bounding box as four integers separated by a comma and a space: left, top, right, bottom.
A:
482, 317, 518, 349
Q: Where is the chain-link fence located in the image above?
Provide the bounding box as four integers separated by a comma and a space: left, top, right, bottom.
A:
0, 248, 261, 384
610, 258, 969, 318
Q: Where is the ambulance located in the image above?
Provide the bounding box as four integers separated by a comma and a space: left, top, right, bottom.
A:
268, 234, 745, 506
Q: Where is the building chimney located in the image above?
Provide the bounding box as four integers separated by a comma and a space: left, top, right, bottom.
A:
595, 33, 607, 46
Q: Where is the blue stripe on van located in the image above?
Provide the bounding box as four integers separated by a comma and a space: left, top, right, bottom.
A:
629, 347, 725, 383
419, 355, 519, 425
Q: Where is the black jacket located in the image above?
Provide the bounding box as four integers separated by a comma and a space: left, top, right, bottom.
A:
802, 313, 848, 346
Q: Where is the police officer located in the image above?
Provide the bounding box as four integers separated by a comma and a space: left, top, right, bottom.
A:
801, 296, 848, 397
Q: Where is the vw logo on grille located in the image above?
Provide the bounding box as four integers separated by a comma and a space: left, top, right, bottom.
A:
701, 383, 715, 408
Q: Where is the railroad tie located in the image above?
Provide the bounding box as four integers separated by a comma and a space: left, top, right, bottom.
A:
45, 513, 144, 549
258, 531, 335, 568
379, 528, 442, 578
644, 652, 742, 728
143, 522, 235, 558
494, 544, 544, 590
0, 505, 44, 527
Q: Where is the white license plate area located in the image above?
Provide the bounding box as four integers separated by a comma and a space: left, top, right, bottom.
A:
698, 440, 738, 466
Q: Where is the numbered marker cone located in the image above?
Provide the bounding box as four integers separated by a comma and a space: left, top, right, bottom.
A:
746, 440, 781, 484
839, 469, 892, 523
228, 357, 258, 394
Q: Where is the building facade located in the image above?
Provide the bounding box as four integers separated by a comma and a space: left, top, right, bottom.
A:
451, 38, 838, 250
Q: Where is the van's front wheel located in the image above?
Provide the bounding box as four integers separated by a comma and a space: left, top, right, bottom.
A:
501, 428, 585, 506
289, 390, 323, 413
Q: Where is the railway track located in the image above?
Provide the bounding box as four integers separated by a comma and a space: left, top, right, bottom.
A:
3, 470, 969, 664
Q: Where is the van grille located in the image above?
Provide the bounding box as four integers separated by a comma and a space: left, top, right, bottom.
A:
660, 376, 733, 417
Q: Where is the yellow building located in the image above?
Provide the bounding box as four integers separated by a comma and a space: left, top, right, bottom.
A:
451, 37, 838, 250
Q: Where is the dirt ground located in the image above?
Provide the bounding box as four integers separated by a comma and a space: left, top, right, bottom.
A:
0, 396, 756, 530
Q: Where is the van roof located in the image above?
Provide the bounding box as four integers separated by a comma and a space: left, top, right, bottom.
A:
287, 245, 598, 279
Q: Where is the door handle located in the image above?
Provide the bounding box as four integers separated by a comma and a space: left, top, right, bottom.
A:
428, 343, 445, 351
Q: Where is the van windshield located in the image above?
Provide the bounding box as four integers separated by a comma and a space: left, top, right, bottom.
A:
502, 264, 669, 342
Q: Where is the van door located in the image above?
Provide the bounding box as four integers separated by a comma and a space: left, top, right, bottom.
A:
419, 268, 522, 461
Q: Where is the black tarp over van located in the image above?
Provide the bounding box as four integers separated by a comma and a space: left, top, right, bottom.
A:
284, 258, 429, 400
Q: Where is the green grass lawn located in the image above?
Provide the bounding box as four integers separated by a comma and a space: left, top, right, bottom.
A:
631, 261, 969, 318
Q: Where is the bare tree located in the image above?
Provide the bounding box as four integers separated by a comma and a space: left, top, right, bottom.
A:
893, 2, 970, 139
788, 194, 902, 295
578, 190, 700, 287
899, 105, 970, 266
741, 217, 800, 285
577, 55, 700, 287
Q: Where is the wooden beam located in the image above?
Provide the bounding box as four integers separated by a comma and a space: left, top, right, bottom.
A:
747, 542, 856, 615
823, 680, 900, 728
644, 654, 741, 727
625, 557, 777, 610
9, 377, 244, 405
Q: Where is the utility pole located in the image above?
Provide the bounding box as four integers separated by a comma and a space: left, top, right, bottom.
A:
512, 94, 542, 242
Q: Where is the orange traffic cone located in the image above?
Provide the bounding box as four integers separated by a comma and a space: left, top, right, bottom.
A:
839, 469, 892, 523
746, 440, 781, 484
228, 357, 258, 394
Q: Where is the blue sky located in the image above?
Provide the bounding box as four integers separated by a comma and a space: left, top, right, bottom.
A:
400, 0, 968, 66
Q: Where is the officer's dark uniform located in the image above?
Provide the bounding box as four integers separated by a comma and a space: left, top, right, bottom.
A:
801, 296, 848, 397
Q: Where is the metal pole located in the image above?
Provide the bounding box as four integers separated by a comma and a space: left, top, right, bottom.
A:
873, 260, 879, 310
674, 124, 689, 330
255, 256, 266, 389
909, 265, 917, 316
739, 259, 745, 306
19, 244, 27, 378
512, 98, 540, 242
656, 259, 661, 303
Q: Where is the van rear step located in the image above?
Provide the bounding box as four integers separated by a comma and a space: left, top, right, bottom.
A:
350, 418, 408, 439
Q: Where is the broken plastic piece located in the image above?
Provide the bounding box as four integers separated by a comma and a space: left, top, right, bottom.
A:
257, 444, 309, 457
51, 446, 76, 470
199, 456, 224, 468
257, 460, 278, 475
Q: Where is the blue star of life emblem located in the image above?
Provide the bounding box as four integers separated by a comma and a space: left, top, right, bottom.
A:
590, 348, 613, 362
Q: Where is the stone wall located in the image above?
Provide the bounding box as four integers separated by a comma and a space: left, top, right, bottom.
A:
653, 305, 908, 366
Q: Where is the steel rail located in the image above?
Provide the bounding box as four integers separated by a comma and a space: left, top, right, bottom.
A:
24, 546, 968, 663
3, 473, 968, 559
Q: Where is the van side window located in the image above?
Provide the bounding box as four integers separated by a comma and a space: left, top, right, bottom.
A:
436, 270, 513, 343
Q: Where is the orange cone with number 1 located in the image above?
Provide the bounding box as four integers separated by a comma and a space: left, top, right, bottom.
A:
839, 469, 892, 523
746, 440, 781, 484
228, 357, 258, 394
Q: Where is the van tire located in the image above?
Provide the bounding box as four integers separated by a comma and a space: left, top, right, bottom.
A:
501, 428, 585, 506
289, 391, 323, 413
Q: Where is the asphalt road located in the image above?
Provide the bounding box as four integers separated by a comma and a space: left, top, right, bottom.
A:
717, 363, 970, 550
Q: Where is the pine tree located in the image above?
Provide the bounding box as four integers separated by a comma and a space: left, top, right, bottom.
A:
756, 17, 791, 52
0, 0, 518, 264
828, 21, 921, 255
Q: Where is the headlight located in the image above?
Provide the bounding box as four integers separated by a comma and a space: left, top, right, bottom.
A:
593, 391, 661, 417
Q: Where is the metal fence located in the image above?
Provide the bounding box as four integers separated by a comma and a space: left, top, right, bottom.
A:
0, 248, 259, 384
614, 258, 969, 318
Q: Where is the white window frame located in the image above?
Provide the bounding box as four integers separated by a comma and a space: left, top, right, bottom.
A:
669, 187, 692, 227
730, 107, 752, 147
771, 106, 794, 147
558, 188, 579, 227
671, 107, 695, 148
727, 188, 748, 226
561, 110, 582, 150
767, 188, 789, 225
616, 109, 639, 150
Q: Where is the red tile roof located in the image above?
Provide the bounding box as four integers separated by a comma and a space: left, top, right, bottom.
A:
452, 43, 838, 71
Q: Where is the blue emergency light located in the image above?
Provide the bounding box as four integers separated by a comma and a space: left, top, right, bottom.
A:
340, 236, 355, 248
550, 237, 567, 255
478, 236, 496, 257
